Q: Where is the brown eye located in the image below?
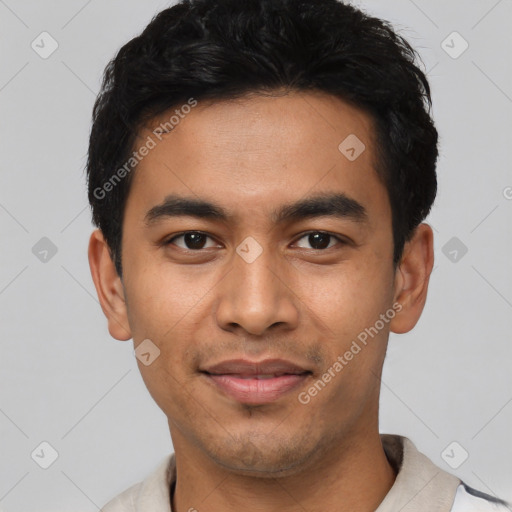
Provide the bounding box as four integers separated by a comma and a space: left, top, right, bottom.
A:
294, 232, 342, 250
166, 232, 217, 250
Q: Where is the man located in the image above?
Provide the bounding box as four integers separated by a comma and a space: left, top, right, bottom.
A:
86, 0, 510, 510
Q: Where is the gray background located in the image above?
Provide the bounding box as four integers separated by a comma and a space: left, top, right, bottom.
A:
0, 0, 511, 510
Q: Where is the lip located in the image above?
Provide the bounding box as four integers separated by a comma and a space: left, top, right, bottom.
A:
200, 358, 312, 405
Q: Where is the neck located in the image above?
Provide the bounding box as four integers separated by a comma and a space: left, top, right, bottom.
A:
170, 427, 396, 512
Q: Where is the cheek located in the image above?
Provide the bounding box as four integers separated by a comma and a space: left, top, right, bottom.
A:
297, 260, 392, 344
123, 260, 211, 341
137, 354, 196, 425
123, 265, 211, 391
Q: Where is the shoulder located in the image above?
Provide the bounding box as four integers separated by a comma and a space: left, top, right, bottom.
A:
451, 483, 512, 512
100, 482, 140, 512
100, 454, 175, 512
378, 435, 510, 512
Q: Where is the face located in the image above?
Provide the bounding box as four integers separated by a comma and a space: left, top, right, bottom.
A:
89, 90, 432, 477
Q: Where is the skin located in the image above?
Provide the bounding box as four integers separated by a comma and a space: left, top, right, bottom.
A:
89, 90, 434, 512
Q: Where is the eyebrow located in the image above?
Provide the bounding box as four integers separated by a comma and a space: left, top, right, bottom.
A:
144, 192, 369, 226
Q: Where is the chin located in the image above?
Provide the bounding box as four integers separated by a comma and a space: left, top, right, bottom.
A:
204, 433, 317, 478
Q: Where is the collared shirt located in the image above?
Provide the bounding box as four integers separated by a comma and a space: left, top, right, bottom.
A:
101, 434, 511, 511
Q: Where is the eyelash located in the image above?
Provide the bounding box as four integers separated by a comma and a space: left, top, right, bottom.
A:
163, 230, 347, 251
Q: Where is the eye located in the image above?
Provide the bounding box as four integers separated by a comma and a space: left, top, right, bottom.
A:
165, 231, 219, 250
164, 230, 346, 252
294, 231, 344, 250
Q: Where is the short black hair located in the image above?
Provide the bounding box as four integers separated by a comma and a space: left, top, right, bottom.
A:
86, 0, 438, 277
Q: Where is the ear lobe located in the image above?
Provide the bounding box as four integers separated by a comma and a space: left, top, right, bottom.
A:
390, 223, 434, 334
88, 229, 132, 341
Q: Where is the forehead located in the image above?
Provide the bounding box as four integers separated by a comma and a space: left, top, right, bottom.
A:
125, 91, 389, 227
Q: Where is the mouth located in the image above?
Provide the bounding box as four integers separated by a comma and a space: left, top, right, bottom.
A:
200, 358, 312, 405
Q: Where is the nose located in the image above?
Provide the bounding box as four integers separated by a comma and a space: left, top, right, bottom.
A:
214, 244, 300, 336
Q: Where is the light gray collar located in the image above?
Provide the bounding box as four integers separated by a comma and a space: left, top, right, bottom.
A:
376, 434, 461, 512
127, 434, 461, 511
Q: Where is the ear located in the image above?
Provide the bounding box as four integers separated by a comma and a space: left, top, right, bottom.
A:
88, 229, 132, 341
390, 223, 434, 334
